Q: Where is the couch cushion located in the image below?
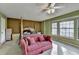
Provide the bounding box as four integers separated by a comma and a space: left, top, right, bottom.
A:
27, 41, 52, 54
28, 42, 52, 55
27, 43, 39, 52
40, 44, 52, 51
37, 41, 51, 47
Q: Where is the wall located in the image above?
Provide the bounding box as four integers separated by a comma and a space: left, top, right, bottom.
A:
7, 18, 41, 34
23, 20, 41, 32
42, 10, 79, 48
0, 17, 1, 41
7, 18, 20, 33
41, 21, 44, 34
42, 10, 79, 34
41, 20, 52, 35
0, 13, 7, 44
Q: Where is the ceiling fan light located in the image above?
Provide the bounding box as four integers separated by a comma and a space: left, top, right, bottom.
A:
51, 9, 55, 13
46, 9, 51, 14
46, 9, 55, 14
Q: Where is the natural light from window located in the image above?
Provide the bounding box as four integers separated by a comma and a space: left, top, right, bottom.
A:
52, 20, 74, 38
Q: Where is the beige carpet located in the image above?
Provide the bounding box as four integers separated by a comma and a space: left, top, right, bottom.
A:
0, 39, 52, 55
0, 39, 22, 55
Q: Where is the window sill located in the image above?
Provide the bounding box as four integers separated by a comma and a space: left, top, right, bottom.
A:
52, 35, 74, 40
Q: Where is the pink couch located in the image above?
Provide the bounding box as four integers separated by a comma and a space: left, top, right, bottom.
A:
19, 34, 52, 55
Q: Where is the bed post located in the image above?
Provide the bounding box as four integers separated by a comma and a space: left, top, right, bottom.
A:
20, 17, 23, 39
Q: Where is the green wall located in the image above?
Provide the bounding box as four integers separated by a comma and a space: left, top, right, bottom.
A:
42, 10, 79, 48
42, 10, 79, 34
41, 20, 52, 35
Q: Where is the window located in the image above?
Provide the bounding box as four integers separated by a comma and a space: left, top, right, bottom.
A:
59, 21, 74, 38
52, 23, 57, 35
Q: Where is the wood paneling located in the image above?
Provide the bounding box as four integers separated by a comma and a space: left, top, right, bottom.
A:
34, 22, 41, 32
7, 18, 41, 33
7, 18, 20, 33
23, 20, 41, 32
23, 20, 34, 28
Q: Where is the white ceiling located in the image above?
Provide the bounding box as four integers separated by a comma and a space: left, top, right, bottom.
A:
0, 3, 79, 21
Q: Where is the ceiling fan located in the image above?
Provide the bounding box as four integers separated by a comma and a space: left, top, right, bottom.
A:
40, 3, 63, 15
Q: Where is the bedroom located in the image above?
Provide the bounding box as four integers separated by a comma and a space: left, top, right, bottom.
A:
0, 3, 79, 55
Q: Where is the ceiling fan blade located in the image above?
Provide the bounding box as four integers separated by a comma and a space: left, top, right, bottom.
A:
47, 3, 51, 8
42, 9, 48, 12
54, 6, 63, 9
41, 3, 55, 11
40, 3, 49, 10
40, 3, 56, 13
41, 8, 49, 12
47, 3, 55, 8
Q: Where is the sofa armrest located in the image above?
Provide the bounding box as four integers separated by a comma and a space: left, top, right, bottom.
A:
43, 35, 52, 43
19, 39, 28, 55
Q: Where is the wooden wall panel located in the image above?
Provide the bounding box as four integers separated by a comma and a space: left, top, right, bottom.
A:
23, 20, 34, 28
23, 20, 41, 32
7, 18, 20, 33
34, 22, 41, 32
7, 18, 41, 33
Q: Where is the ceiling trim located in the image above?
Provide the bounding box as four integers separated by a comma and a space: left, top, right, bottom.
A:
7, 17, 42, 22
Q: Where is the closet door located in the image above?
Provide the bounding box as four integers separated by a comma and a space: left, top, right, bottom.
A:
0, 17, 6, 44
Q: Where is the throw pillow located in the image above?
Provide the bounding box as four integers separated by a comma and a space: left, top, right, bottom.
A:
38, 35, 45, 41
27, 37, 36, 45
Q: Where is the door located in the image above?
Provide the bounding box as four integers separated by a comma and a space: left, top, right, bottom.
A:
0, 17, 5, 44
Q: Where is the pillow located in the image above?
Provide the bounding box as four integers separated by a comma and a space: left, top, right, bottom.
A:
27, 37, 36, 45
38, 35, 45, 41
35, 37, 40, 42
33, 36, 39, 42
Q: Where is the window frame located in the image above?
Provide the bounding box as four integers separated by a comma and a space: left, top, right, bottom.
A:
59, 20, 74, 39
52, 18, 75, 39
52, 22, 57, 35
76, 18, 79, 40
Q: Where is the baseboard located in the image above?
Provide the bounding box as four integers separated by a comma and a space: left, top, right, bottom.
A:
54, 39, 79, 48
